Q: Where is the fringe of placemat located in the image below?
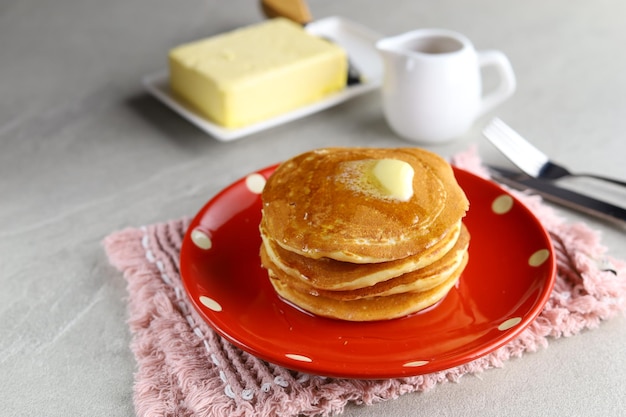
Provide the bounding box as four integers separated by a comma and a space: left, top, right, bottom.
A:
104, 148, 626, 417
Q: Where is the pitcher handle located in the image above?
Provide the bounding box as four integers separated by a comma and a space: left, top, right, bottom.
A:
477, 50, 516, 116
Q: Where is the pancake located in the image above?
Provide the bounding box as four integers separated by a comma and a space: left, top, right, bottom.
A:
260, 146, 471, 321
260, 147, 469, 263
262, 225, 469, 300
268, 259, 465, 322
261, 221, 464, 291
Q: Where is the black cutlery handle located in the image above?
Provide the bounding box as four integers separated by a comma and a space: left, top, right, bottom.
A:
579, 173, 626, 188
489, 166, 626, 228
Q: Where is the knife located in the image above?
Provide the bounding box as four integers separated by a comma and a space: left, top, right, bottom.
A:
487, 165, 626, 228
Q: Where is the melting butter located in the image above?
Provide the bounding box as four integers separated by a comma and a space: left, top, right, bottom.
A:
337, 158, 415, 201
371, 159, 414, 201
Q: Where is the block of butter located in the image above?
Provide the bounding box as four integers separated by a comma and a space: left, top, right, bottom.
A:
169, 18, 348, 128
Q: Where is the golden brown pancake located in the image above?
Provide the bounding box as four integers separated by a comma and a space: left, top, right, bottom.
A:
263, 224, 469, 298
268, 259, 465, 322
260, 147, 469, 263
259, 147, 471, 321
261, 221, 464, 291
262, 226, 469, 300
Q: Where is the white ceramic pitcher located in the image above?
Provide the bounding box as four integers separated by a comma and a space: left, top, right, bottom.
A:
376, 29, 516, 144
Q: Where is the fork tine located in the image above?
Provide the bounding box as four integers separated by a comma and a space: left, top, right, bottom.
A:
483, 118, 548, 177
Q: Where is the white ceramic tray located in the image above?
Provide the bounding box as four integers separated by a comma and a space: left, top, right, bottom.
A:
142, 16, 384, 141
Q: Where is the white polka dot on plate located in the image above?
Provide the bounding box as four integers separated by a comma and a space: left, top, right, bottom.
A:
199, 295, 222, 312
245, 173, 266, 194
498, 317, 522, 331
285, 353, 313, 363
528, 249, 550, 267
403, 360, 429, 368
491, 194, 514, 214
191, 229, 212, 250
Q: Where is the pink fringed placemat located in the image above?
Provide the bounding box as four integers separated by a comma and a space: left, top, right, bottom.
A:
104, 148, 626, 417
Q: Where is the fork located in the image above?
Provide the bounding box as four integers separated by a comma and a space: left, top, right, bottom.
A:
483, 118, 626, 187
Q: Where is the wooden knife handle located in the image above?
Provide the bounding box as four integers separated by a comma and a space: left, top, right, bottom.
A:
260, 0, 312, 24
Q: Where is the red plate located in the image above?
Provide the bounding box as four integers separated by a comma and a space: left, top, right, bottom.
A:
180, 166, 556, 379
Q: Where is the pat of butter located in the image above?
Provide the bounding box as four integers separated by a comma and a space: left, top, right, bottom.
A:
371, 159, 414, 201
168, 18, 347, 128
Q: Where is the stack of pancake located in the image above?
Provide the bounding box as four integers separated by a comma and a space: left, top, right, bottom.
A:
259, 147, 470, 321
